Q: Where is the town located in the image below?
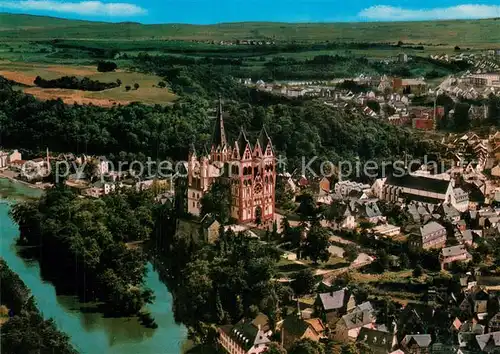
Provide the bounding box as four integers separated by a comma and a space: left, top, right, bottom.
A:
2, 8, 500, 354
3, 97, 500, 353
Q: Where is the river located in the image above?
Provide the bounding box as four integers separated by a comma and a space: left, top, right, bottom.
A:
0, 178, 187, 354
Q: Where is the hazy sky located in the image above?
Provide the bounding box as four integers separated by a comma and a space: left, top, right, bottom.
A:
0, 0, 499, 23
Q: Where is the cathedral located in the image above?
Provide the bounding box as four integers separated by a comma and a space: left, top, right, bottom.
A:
187, 101, 276, 225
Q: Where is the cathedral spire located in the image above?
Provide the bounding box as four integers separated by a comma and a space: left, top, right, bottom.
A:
212, 97, 227, 148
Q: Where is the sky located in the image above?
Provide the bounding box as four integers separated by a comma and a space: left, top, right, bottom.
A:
0, 0, 500, 24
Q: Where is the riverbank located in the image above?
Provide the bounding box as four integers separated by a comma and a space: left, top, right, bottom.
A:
0, 177, 44, 201
0, 170, 51, 190
0, 182, 187, 354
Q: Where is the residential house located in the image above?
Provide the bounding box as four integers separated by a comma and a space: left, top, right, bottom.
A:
315, 289, 356, 325
400, 334, 432, 354
218, 314, 271, 354
393, 78, 427, 95
0, 149, 22, 169
491, 165, 500, 178
334, 309, 375, 342
357, 202, 386, 224
437, 203, 461, 223
281, 315, 325, 350
372, 224, 401, 237
408, 221, 447, 250
440, 245, 472, 270
456, 220, 467, 232
335, 181, 371, 198
458, 321, 485, 348
83, 181, 118, 198
458, 229, 474, 246
356, 327, 397, 354
278, 172, 297, 194
9, 159, 26, 171
460, 287, 489, 317
310, 177, 331, 196
201, 214, 221, 244
489, 313, 500, 332
476, 331, 500, 353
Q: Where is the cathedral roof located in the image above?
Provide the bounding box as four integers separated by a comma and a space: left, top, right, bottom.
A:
236, 129, 252, 156
257, 126, 273, 153
211, 99, 227, 148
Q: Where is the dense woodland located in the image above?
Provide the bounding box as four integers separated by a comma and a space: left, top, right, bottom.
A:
0, 258, 77, 354
0, 75, 438, 172
153, 202, 286, 344
34, 75, 120, 91
133, 52, 470, 82
10, 186, 156, 317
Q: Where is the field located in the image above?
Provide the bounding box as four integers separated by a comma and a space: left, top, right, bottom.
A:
0, 13, 499, 47
0, 61, 176, 106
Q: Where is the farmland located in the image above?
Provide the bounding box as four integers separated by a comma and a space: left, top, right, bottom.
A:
0, 61, 175, 106
0, 13, 498, 104
0, 13, 499, 46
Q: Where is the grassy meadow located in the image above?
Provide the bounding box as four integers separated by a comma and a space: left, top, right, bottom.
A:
0, 61, 176, 106
0, 13, 499, 46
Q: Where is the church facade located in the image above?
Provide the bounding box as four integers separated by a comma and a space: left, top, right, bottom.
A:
187, 102, 276, 224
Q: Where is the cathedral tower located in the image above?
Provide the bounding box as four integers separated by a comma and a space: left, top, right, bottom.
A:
187, 101, 275, 225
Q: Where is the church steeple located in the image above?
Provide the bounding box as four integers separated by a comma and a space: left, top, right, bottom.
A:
211, 97, 227, 149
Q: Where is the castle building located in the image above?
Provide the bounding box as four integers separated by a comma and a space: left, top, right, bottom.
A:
187, 101, 276, 224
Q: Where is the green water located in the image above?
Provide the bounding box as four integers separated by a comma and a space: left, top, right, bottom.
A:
0, 178, 187, 354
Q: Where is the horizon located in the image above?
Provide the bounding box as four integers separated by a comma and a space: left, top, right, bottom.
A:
0, 1, 499, 24
1, 10, 499, 27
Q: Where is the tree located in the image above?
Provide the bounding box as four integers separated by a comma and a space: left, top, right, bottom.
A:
267, 342, 287, 354
291, 268, 316, 296
255, 206, 262, 226
290, 338, 325, 354
453, 102, 471, 131
134, 83, 140, 90
302, 223, 330, 264
271, 221, 279, 241
488, 93, 500, 125
413, 264, 424, 277
97, 61, 117, 72
343, 244, 359, 263
125, 85, 131, 91
341, 343, 359, 354
116, 78, 122, 86
297, 193, 318, 220
399, 253, 410, 269
367, 100, 380, 113
200, 180, 231, 223
454, 46, 461, 51
372, 249, 390, 273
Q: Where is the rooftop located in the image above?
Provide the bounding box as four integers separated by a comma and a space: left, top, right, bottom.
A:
386, 174, 451, 195
420, 221, 445, 236
441, 245, 470, 258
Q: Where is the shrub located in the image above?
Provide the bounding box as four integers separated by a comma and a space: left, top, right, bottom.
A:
97, 61, 117, 72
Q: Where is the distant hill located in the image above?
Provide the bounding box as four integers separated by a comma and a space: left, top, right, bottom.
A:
0, 13, 499, 46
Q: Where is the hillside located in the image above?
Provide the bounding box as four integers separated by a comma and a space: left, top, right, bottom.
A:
0, 13, 499, 46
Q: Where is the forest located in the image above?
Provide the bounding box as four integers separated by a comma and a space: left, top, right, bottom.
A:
133, 52, 470, 82
0, 76, 439, 173
0, 258, 77, 354
10, 185, 156, 317
34, 75, 120, 91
